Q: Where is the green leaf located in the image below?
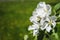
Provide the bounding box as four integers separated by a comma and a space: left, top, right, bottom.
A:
53, 3, 60, 15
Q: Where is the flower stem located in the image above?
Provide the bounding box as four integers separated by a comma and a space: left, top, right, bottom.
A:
34, 35, 37, 40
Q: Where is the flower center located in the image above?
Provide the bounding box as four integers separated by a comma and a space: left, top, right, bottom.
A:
49, 20, 52, 25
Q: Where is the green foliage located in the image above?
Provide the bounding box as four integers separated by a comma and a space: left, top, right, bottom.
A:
53, 3, 60, 15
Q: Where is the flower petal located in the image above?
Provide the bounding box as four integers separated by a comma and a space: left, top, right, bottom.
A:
37, 2, 46, 9
46, 4, 51, 15
28, 26, 34, 31
40, 23, 48, 30
28, 24, 39, 31
51, 16, 57, 21
30, 16, 38, 23
33, 30, 38, 36
52, 21, 56, 28
46, 25, 52, 32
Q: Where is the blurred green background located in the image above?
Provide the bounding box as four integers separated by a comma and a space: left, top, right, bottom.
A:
0, 0, 60, 40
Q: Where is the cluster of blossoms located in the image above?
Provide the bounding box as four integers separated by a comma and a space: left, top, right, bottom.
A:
28, 2, 57, 36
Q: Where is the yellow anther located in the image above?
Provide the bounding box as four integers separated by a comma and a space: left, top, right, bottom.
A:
49, 20, 52, 25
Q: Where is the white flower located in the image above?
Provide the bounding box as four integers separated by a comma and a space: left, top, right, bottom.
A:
40, 16, 56, 32
28, 2, 56, 36
40, 23, 52, 32
30, 2, 52, 24
28, 24, 39, 36
45, 16, 56, 28
33, 2, 51, 18
37, 2, 51, 14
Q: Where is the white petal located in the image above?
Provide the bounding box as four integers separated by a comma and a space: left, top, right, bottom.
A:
36, 9, 46, 18
33, 24, 39, 29
37, 2, 46, 9
45, 17, 50, 22
29, 16, 38, 23
46, 4, 51, 15
28, 24, 39, 31
28, 26, 34, 30
51, 16, 57, 21
46, 25, 52, 32
33, 30, 38, 36
52, 21, 56, 28
40, 23, 48, 30
40, 18, 45, 25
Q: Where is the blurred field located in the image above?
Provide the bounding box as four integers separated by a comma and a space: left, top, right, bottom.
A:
0, 0, 60, 40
